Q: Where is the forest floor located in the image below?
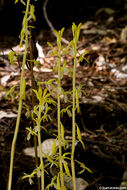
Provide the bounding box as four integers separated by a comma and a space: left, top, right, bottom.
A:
0, 5, 127, 190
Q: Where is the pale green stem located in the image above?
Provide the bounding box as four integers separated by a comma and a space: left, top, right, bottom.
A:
38, 103, 44, 190
71, 55, 77, 190
7, 1, 30, 190
57, 43, 64, 188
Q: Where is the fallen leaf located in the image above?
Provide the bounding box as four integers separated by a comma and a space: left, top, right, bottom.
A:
0, 110, 17, 119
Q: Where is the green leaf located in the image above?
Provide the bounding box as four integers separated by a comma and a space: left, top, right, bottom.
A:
61, 28, 65, 36
78, 168, 85, 174
20, 0, 26, 6
61, 105, 72, 117
22, 173, 30, 179
75, 160, 93, 174
30, 5, 36, 21
63, 163, 71, 177
33, 89, 39, 100
72, 23, 76, 37
57, 174, 61, 190
5, 85, 18, 99
39, 85, 43, 98
54, 30, 58, 37
14, 0, 19, 4
43, 90, 51, 101
77, 124, 82, 141
78, 50, 89, 63
29, 177, 34, 185
26, 127, 37, 139
27, 132, 31, 141
62, 43, 71, 55
76, 89, 80, 113
52, 139, 57, 155
47, 42, 58, 56
76, 124, 85, 150
43, 152, 57, 166
67, 109, 72, 117
46, 176, 56, 189
33, 105, 39, 117
8, 51, 17, 65
62, 152, 71, 159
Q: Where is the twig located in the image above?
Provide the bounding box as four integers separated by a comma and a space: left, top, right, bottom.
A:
43, 0, 69, 45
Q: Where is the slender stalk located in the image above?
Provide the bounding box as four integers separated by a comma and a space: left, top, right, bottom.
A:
71, 55, 77, 190
57, 37, 64, 189
34, 134, 41, 190
7, 1, 30, 189
71, 23, 82, 190
7, 97, 22, 190
38, 102, 44, 190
